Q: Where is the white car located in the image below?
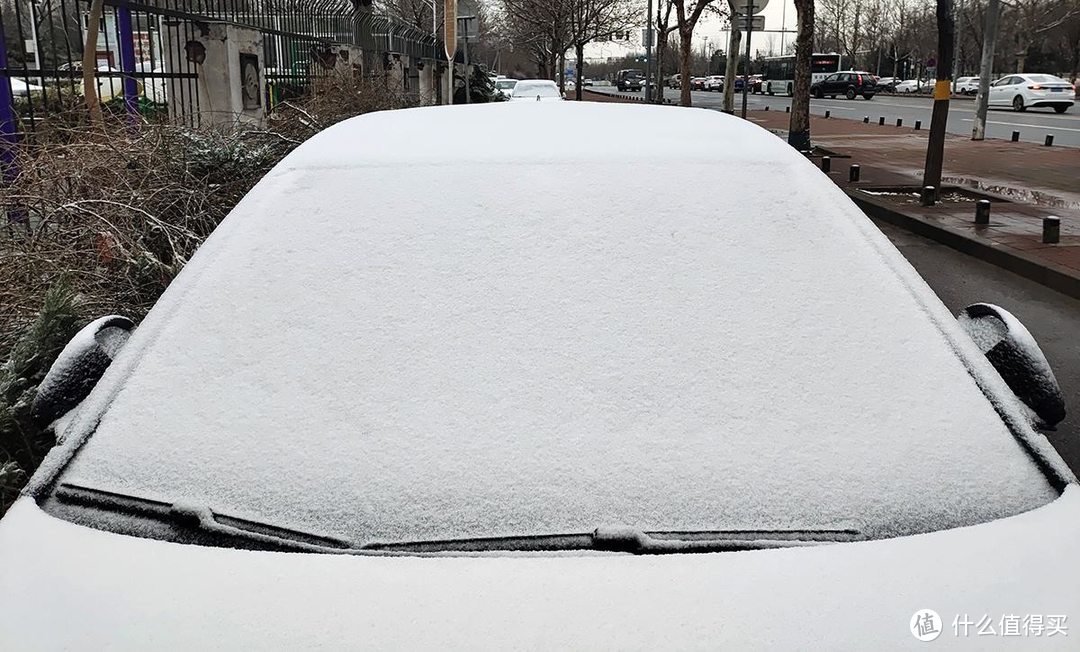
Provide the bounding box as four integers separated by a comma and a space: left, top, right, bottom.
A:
10, 77, 44, 96
893, 79, 923, 93
988, 73, 1075, 113
954, 76, 980, 95
494, 78, 518, 100
510, 79, 563, 101
704, 75, 725, 92
1, 103, 1077, 648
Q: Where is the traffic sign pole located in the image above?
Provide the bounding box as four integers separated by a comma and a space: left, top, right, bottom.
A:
741, 0, 754, 119
645, 0, 653, 103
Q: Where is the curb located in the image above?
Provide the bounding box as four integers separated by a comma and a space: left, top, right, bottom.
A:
848, 190, 1080, 301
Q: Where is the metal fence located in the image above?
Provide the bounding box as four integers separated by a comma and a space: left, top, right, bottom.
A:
0, 0, 443, 143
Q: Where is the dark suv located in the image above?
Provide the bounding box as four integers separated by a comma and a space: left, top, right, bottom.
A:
615, 69, 644, 92
811, 71, 876, 100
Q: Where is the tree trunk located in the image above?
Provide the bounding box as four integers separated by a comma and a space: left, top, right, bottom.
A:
723, 27, 742, 113
558, 51, 566, 92
82, 0, 105, 124
575, 43, 584, 100
922, 0, 955, 198
656, 33, 667, 103
679, 30, 693, 106
789, 0, 814, 151
972, 0, 1000, 141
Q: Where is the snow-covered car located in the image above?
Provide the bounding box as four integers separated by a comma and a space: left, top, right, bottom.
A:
988, 73, 1075, 113
493, 78, 518, 100
894, 79, 923, 93
1, 103, 1077, 649
510, 79, 563, 101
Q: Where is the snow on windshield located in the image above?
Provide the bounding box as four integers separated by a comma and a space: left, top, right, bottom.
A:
55, 103, 1056, 548
513, 81, 560, 98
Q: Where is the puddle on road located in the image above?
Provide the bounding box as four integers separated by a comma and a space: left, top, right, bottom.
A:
859, 189, 984, 205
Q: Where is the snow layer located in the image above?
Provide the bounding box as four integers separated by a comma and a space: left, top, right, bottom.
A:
49, 103, 1060, 546
1, 491, 1078, 649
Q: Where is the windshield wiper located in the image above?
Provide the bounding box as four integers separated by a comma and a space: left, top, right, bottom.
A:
49, 483, 352, 553
49, 483, 861, 555
363, 526, 862, 554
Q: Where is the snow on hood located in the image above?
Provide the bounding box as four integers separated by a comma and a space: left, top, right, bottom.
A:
27, 102, 1068, 553
1, 490, 1078, 649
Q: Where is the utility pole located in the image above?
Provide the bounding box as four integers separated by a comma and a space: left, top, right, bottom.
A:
741, 0, 756, 119
646, 0, 654, 102
972, 0, 1000, 140
922, 0, 955, 199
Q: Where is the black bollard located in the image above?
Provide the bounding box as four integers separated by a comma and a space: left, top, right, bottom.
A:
849, 165, 861, 182
785, 106, 790, 113
1044, 216, 1061, 244
920, 186, 936, 207
896, 118, 903, 127
821, 156, 832, 173
1045, 135, 1055, 147
879, 117, 886, 126
863, 116, 870, 123
825, 110, 831, 118
975, 200, 991, 225
1011, 131, 1020, 142
764, 106, 769, 111
914, 120, 922, 130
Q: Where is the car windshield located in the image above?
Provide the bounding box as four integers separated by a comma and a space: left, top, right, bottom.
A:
50, 105, 1056, 554
513, 82, 559, 98
496, 80, 517, 90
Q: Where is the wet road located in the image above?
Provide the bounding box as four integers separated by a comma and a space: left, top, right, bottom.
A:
595, 86, 1080, 147
877, 220, 1080, 476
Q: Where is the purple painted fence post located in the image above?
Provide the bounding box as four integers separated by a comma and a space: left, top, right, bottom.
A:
117, 2, 139, 117
0, 10, 19, 181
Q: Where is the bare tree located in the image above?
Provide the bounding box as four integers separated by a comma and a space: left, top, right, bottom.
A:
922, 0, 955, 198
501, 0, 573, 80
671, 0, 722, 106
81, 0, 104, 124
568, 0, 641, 99
723, 11, 742, 113
788, 0, 814, 151
655, 1, 679, 102
972, 0, 1001, 140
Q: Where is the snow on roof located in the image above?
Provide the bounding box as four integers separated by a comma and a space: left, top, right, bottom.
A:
52, 103, 1059, 548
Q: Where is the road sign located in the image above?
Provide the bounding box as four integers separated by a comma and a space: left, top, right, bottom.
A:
739, 15, 765, 31
641, 27, 654, 48
731, 0, 770, 14
444, 0, 457, 61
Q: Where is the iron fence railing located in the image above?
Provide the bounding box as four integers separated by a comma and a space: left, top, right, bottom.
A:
0, 0, 443, 145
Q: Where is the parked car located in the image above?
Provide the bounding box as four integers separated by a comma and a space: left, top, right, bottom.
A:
988, 73, 1075, 113
811, 71, 877, 100
875, 76, 899, 92
704, 75, 724, 92
2, 101, 1075, 649
749, 75, 764, 94
615, 69, 644, 92
894, 79, 924, 93
494, 78, 518, 100
691, 77, 707, 91
9, 77, 44, 96
955, 76, 980, 95
667, 74, 682, 89
509, 79, 564, 101
733, 76, 746, 92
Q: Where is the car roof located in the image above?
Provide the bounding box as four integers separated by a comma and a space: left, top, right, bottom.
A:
49, 103, 1065, 549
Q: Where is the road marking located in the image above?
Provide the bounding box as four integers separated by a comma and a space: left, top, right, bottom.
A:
960, 118, 1080, 133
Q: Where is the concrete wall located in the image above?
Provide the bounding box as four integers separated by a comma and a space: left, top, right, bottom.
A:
164, 22, 265, 128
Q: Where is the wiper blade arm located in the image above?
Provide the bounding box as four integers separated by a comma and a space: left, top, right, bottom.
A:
51, 483, 352, 553
364, 526, 862, 554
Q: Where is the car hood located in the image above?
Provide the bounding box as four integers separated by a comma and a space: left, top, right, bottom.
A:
1, 488, 1077, 650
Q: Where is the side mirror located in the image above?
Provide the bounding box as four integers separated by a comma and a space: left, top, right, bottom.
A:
958, 304, 1065, 427
32, 315, 135, 427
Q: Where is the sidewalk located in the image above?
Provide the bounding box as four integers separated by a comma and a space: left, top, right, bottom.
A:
579, 90, 1080, 296
748, 112, 1080, 298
